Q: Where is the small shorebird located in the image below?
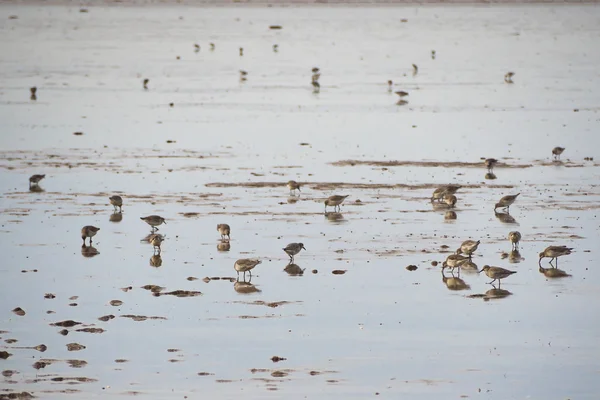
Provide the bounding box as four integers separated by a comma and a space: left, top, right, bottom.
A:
412, 64, 418, 76
484, 158, 498, 172
504, 72, 515, 83
143, 79, 149, 90
479, 265, 516, 286
149, 234, 164, 254
283, 243, 306, 262
552, 147, 565, 160
273, 44, 278, 52
395, 90, 409, 99
324, 195, 349, 212
81, 226, 100, 246
456, 240, 480, 258
217, 224, 231, 240
209, 42, 215, 51
140, 215, 166, 231
494, 193, 520, 212
443, 194, 457, 208
508, 231, 521, 250
287, 180, 301, 195
442, 254, 470, 272
194, 44, 200, 52
109, 195, 123, 212
312, 73, 320, 91
431, 185, 461, 203
29, 174, 45, 187
239, 70, 248, 81
387, 80, 393, 92
431, 50, 436, 59
30, 86, 37, 101
539, 245, 573, 267
234, 259, 261, 279
239, 47, 244, 56
312, 67, 319, 74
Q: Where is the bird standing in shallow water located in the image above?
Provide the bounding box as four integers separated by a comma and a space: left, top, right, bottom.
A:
143, 79, 149, 90
325, 195, 349, 212
508, 231, 521, 250
504, 72, 515, 83
109, 195, 123, 212
412, 64, 418, 76
29, 174, 45, 187
30, 86, 37, 101
479, 265, 516, 286
443, 194, 457, 208
456, 240, 480, 258
552, 147, 565, 160
431, 185, 461, 203
539, 245, 573, 267
287, 180, 301, 195
234, 259, 261, 279
217, 224, 231, 240
442, 254, 470, 272
484, 158, 498, 173
387, 80, 393, 92
494, 193, 520, 212
81, 226, 100, 246
140, 215, 166, 232
149, 234, 164, 254
283, 243, 306, 262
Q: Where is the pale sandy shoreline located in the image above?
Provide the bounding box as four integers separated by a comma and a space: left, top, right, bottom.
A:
2, 0, 599, 6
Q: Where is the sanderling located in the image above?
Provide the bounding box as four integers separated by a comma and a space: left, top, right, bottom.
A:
539, 245, 573, 267
508, 231, 521, 250
287, 180, 301, 195
217, 224, 231, 240
552, 147, 565, 160
324, 195, 349, 212
456, 240, 480, 258
494, 193, 520, 212
479, 265, 516, 286
234, 259, 261, 279
283, 243, 306, 262
81, 226, 100, 246
140, 215, 166, 231
109, 195, 123, 212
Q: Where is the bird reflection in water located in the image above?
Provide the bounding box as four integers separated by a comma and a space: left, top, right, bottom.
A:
29, 185, 44, 193
441, 270, 470, 291
539, 266, 571, 278
109, 212, 123, 223
217, 240, 231, 252
483, 285, 512, 301
287, 196, 299, 204
485, 172, 497, 180
508, 250, 523, 264
284, 263, 305, 276
234, 279, 261, 294
325, 212, 344, 223
444, 211, 457, 221
81, 244, 100, 258
150, 254, 162, 267
495, 211, 518, 224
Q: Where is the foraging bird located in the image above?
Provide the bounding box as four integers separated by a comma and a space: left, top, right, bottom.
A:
311, 73, 320, 91
443, 194, 457, 208
456, 240, 480, 258
412, 63, 418, 76
149, 234, 164, 254
312, 67, 319, 74
30, 86, 37, 101
484, 158, 498, 172
217, 224, 231, 240
140, 215, 166, 231
240, 70, 248, 81
81, 226, 100, 246
324, 195, 349, 212
508, 231, 521, 250
143, 79, 149, 90
287, 180, 301, 195
29, 174, 45, 187
234, 259, 261, 278
273, 44, 278, 52
387, 80, 393, 92
109, 195, 123, 212
431, 185, 461, 203
283, 243, 306, 262
504, 72, 515, 83
494, 193, 520, 212
431, 50, 436, 59
194, 43, 200, 52
442, 254, 470, 272
395, 90, 409, 99
538, 245, 573, 267
479, 265, 516, 286
209, 42, 215, 51
239, 47, 244, 56
552, 147, 565, 160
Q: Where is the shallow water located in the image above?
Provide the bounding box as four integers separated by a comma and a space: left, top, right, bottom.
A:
1, 3, 600, 399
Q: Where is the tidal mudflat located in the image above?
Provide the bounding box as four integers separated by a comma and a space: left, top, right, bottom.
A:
1, 2, 600, 399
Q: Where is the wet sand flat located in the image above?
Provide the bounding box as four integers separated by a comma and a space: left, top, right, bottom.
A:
1, 2, 600, 399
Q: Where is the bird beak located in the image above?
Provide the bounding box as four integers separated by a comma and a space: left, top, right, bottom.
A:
163, 220, 167, 224
478, 269, 483, 273
303, 246, 306, 250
